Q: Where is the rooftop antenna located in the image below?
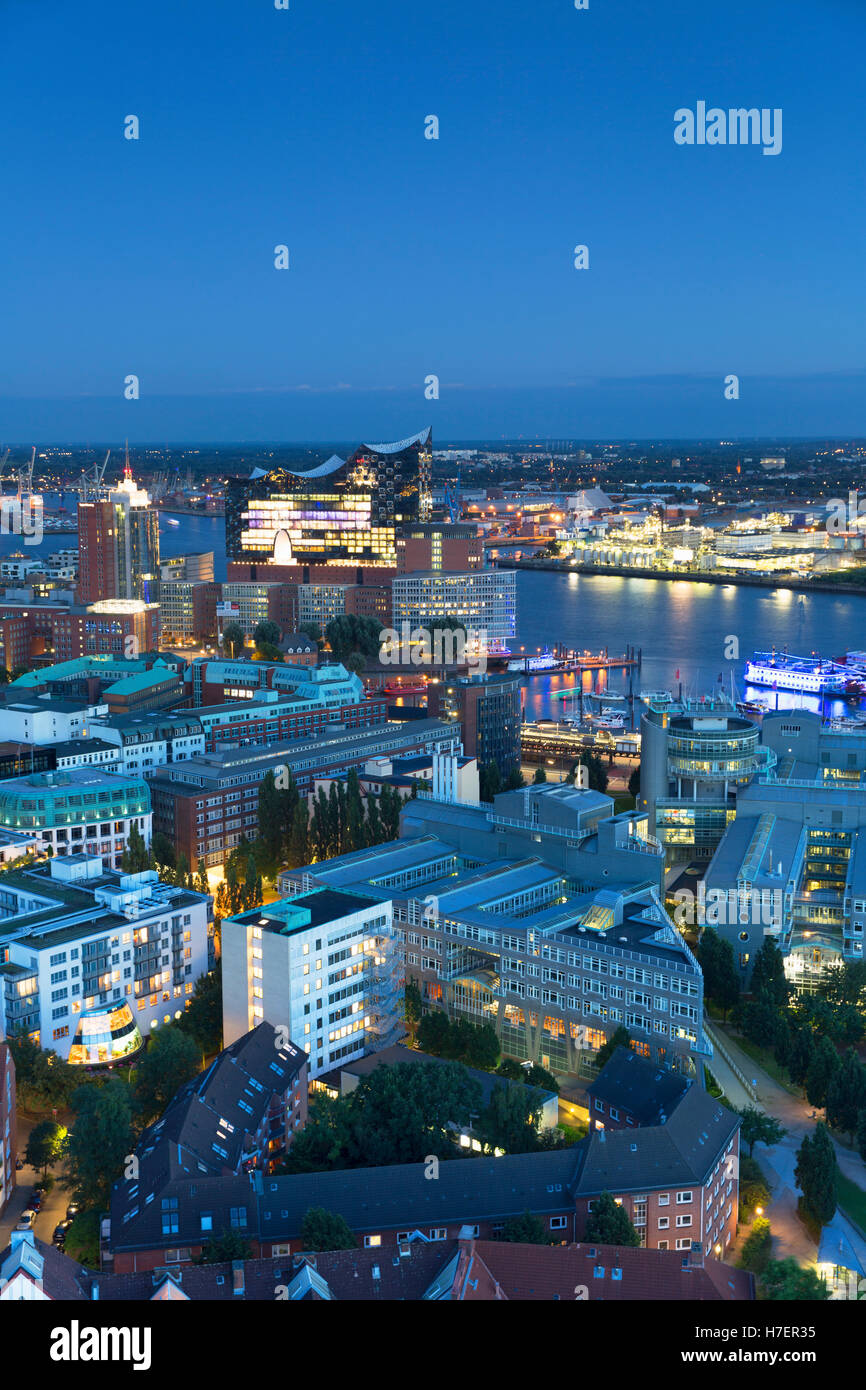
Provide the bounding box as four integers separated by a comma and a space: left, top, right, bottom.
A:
124, 439, 133, 481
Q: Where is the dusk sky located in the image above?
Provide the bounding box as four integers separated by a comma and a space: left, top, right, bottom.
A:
2, 0, 864, 441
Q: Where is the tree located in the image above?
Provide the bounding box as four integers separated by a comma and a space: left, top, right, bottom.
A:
504, 765, 524, 791
119, 822, 152, 874
825, 1047, 866, 1140
500, 1210, 548, 1244
196, 1228, 253, 1264
583, 752, 608, 794
737, 1106, 786, 1157
416, 1010, 452, 1057
298, 621, 323, 650
479, 1083, 548, 1154
805, 1036, 840, 1110
5, 1035, 78, 1112
533, 766, 547, 784
794, 1123, 837, 1229
583, 1189, 641, 1247
134, 1026, 201, 1123
479, 760, 502, 803
738, 1216, 772, 1275
627, 764, 641, 798
287, 798, 309, 868
301, 1207, 357, 1252
524, 1063, 559, 1094
787, 1026, 814, 1089
749, 940, 789, 1010
404, 978, 422, 1031
461, 1021, 500, 1072
594, 1030, 630, 1071
221, 622, 245, 657
760, 1258, 830, 1301
258, 771, 285, 864
740, 993, 779, 1049
710, 935, 741, 1021
177, 962, 223, 1057
24, 1119, 67, 1178
283, 1061, 483, 1172
65, 1079, 136, 1211
254, 619, 282, 650
151, 831, 176, 874
196, 859, 210, 897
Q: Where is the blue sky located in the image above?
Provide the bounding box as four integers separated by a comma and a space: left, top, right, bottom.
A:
1, 0, 864, 441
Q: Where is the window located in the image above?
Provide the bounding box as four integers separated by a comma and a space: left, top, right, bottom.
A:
550, 1216, 567, 1230
675, 1238, 691, 1251
364, 1235, 381, 1248
676, 1215, 692, 1228
658, 1240, 669, 1251
658, 1217, 669, 1230
676, 1191, 692, 1204
658, 1193, 670, 1206
609, 1107, 619, 1121
200, 1214, 213, 1232
230, 1207, 248, 1229
429, 1228, 447, 1241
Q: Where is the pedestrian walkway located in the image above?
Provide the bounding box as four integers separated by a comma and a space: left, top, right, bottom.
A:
715, 1024, 866, 1268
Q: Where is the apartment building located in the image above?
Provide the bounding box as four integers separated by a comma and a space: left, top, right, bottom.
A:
106, 1087, 738, 1272
0, 1042, 15, 1217
221, 889, 400, 1079
0, 853, 209, 1062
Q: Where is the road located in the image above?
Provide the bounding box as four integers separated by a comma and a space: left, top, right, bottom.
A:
0, 1110, 75, 1255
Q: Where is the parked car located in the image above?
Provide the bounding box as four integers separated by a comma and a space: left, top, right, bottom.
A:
65, 1204, 79, 1223
52, 1223, 69, 1247
29, 1192, 43, 1210
15, 1158, 24, 1171
15, 1210, 35, 1231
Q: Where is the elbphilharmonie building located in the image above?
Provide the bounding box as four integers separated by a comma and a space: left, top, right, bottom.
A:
226, 427, 433, 568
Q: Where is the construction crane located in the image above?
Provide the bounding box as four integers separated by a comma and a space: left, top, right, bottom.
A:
78, 449, 111, 503
16, 447, 36, 501
443, 465, 462, 523
0, 450, 10, 494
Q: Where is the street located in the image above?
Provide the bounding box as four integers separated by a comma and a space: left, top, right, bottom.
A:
0, 1110, 76, 1258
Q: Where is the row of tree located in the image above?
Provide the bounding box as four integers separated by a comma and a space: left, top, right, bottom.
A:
278, 1059, 560, 1176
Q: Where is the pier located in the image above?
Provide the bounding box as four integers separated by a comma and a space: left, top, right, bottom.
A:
509, 645, 641, 677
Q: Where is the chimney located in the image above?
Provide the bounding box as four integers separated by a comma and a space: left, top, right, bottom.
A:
232, 1260, 245, 1297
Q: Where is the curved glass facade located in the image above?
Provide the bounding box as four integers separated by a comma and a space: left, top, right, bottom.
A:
68, 1003, 144, 1066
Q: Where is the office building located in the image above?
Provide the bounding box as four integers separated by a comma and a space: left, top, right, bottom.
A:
280, 782, 707, 1077
396, 523, 483, 574
639, 699, 775, 865
704, 710, 866, 989
392, 568, 517, 649
427, 670, 523, 779
149, 718, 457, 869
0, 767, 152, 869
78, 463, 160, 605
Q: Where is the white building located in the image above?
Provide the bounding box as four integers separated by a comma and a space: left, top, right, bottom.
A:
0, 697, 109, 745
0, 854, 210, 1062
391, 569, 517, 648
221, 887, 399, 1079
91, 712, 205, 778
